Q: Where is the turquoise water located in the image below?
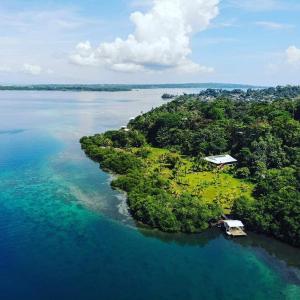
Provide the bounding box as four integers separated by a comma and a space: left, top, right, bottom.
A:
0, 90, 300, 300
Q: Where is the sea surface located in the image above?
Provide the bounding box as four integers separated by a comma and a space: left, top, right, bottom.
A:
0, 89, 299, 300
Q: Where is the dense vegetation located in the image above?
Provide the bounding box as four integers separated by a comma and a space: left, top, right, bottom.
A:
192, 85, 300, 102
81, 86, 300, 246
79, 141, 239, 232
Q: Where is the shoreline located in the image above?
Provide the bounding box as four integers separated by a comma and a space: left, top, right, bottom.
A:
79, 86, 300, 247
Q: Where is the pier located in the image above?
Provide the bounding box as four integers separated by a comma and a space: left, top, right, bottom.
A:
223, 220, 247, 237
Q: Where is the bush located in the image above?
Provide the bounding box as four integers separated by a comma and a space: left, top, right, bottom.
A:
136, 147, 151, 159
159, 153, 181, 169
101, 152, 143, 174
232, 170, 300, 247
236, 167, 250, 179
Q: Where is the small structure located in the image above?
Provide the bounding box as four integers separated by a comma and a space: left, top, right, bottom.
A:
204, 154, 237, 166
223, 220, 247, 237
121, 126, 130, 132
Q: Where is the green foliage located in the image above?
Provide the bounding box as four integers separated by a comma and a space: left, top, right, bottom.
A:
103, 130, 146, 148
135, 147, 151, 159
254, 168, 297, 196
233, 168, 300, 246
81, 89, 300, 245
111, 168, 222, 232
81, 139, 224, 232
236, 167, 251, 179
101, 151, 143, 174
81, 129, 146, 149
159, 153, 181, 169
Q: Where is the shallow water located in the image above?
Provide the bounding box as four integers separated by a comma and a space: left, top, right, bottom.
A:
0, 89, 299, 300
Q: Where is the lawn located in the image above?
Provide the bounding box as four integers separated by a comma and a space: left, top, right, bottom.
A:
132, 146, 254, 213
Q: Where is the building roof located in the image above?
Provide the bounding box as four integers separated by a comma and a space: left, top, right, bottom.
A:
204, 154, 237, 165
224, 220, 244, 228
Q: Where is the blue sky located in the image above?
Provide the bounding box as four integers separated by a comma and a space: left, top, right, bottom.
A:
1, 0, 300, 85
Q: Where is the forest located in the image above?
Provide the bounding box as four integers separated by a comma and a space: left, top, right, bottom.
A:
80, 86, 300, 246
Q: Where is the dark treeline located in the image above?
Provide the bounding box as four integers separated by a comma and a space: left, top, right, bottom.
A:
0, 84, 131, 92
0, 82, 257, 92
192, 85, 300, 102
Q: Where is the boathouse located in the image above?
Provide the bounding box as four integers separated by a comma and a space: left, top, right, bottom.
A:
223, 220, 247, 237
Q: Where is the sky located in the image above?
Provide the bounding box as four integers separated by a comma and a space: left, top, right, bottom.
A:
1, 0, 300, 86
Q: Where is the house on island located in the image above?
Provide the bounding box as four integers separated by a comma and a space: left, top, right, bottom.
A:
223, 220, 247, 237
204, 154, 237, 167
121, 126, 130, 132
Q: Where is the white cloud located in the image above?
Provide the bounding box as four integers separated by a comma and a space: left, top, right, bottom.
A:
22, 63, 42, 75
264, 46, 300, 76
0, 64, 54, 76
111, 63, 146, 73
70, 0, 219, 73
286, 46, 300, 64
255, 21, 294, 30
70, 41, 100, 66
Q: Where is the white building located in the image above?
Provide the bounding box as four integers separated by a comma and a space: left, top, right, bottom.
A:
121, 126, 130, 132
204, 154, 237, 166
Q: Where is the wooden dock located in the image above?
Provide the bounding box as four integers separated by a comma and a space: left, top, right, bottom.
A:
212, 218, 248, 237
227, 227, 247, 237
223, 219, 247, 237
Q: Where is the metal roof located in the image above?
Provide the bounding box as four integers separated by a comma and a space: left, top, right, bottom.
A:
204, 154, 237, 165
224, 220, 244, 228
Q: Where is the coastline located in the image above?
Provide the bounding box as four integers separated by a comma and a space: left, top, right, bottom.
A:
79, 87, 300, 247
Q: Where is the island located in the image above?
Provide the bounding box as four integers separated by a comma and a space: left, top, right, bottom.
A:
161, 93, 176, 99
0, 82, 259, 92
80, 86, 300, 247
0, 84, 132, 92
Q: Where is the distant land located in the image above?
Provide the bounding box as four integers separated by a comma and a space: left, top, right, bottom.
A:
0, 83, 263, 92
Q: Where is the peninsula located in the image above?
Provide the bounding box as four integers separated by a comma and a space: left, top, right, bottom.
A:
80, 86, 300, 247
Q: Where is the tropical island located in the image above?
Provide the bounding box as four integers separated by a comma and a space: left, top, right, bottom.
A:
80, 86, 300, 247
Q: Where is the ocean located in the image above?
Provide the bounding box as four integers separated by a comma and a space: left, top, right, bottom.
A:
0, 89, 299, 300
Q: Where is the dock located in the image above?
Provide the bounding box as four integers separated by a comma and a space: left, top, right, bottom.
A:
223, 220, 247, 237
226, 226, 247, 237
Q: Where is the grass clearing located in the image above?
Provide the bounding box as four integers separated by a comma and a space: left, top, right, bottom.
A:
131, 146, 254, 213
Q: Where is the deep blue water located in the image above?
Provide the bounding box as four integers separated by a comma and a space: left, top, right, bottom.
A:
0, 90, 300, 300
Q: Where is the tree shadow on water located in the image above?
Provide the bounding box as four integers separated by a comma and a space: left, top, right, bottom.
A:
233, 232, 300, 285
136, 224, 222, 247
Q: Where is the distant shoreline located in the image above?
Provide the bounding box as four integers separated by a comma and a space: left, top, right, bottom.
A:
0, 83, 264, 92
